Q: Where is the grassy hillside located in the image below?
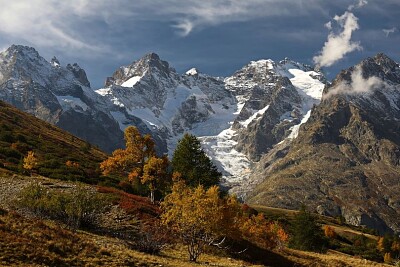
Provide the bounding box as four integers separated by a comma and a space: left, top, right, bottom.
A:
0, 174, 264, 267
0, 200, 391, 267
0, 207, 266, 267
252, 204, 396, 265
0, 100, 107, 183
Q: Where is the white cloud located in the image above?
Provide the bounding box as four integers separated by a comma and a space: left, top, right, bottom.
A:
325, 21, 332, 30
313, 11, 362, 67
0, 0, 114, 53
348, 0, 368, 11
323, 65, 384, 98
155, 0, 324, 36
173, 20, 194, 37
313, 0, 371, 68
383, 27, 397, 37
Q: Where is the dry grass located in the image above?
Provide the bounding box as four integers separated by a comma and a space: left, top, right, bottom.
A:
0, 207, 263, 267
282, 248, 391, 267
328, 225, 379, 242
0, 175, 390, 267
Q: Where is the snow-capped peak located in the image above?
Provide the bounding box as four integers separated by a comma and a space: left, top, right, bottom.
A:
249, 59, 275, 70
50, 56, 60, 68
186, 68, 199, 76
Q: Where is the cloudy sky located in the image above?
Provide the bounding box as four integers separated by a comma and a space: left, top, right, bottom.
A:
0, 0, 399, 88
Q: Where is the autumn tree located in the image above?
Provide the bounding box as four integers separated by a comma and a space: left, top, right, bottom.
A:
161, 179, 288, 262
239, 213, 288, 250
392, 238, 400, 257
100, 126, 169, 203
171, 133, 221, 188
66, 160, 80, 169
23, 150, 38, 175
101, 126, 155, 177
384, 252, 392, 263
142, 155, 169, 203
161, 180, 224, 262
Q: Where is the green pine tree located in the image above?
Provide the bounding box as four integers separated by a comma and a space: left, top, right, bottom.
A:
171, 133, 221, 188
289, 205, 328, 252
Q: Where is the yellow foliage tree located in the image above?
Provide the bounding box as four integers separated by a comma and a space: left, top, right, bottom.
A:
23, 151, 38, 175
142, 155, 169, 203
100, 126, 169, 203
161, 180, 224, 262
161, 179, 288, 262
377, 237, 384, 252
100, 126, 155, 177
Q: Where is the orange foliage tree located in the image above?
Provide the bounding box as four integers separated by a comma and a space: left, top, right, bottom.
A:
239, 213, 288, 250
100, 126, 169, 203
65, 160, 80, 168
323, 225, 337, 239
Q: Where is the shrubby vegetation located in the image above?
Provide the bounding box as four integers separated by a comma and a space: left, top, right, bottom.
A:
0, 135, 104, 183
17, 182, 108, 229
377, 234, 400, 264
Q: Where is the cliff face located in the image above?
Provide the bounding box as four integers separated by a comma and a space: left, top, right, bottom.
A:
248, 54, 400, 233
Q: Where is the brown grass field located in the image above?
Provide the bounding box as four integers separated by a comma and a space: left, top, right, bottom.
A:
0, 174, 394, 267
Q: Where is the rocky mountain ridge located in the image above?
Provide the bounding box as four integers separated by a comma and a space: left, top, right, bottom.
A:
96, 53, 325, 194
0, 45, 124, 152
247, 54, 400, 233
0, 45, 325, 194
1, 45, 399, 233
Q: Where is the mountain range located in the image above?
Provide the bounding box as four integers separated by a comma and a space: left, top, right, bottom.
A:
0, 45, 399, 233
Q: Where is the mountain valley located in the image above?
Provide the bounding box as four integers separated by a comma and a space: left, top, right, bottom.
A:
0, 45, 399, 234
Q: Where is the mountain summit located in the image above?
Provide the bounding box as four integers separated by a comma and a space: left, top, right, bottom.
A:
0, 45, 326, 195
248, 54, 400, 233
0, 45, 124, 152
96, 53, 326, 195
1, 45, 399, 233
